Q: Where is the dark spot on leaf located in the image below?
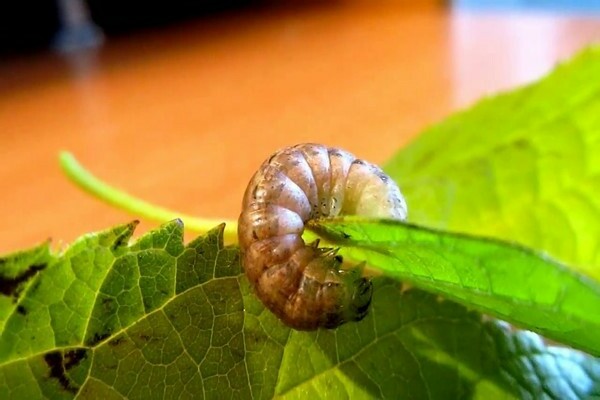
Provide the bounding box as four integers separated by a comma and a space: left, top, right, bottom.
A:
245, 331, 261, 346
11, 289, 23, 304
231, 346, 245, 362
342, 233, 351, 239
512, 138, 529, 149
101, 297, 116, 312
29, 280, 42, 296
111, 233, 130, 252
108, 337, 125, 347
64, 349, 88, 370
90, 332, 110, 345
44, 351, 78, 394
411, 149, 436, 171
16, 305, 27, 315
138, 333, 151, 342
0, 263, 46, 298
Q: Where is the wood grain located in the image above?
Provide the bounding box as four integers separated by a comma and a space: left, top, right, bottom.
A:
0, 1, 599, 253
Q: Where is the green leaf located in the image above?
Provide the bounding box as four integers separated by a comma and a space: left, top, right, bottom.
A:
384, 47, 600, 278
1, 221, 599, 399
309, 217, 600, 356
0, 241, 52, 333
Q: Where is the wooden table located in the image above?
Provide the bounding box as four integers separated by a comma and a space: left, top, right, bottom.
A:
1, 2, 599, 253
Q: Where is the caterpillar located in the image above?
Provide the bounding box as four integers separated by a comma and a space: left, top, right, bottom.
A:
238, 143, 407, 330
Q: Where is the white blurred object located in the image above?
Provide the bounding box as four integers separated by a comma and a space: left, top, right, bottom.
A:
53, 0, 104, 53
454, 0, 600, 13
450, 12, 600, 108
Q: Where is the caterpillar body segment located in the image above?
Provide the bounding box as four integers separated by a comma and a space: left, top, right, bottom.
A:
238, 144, 407, 330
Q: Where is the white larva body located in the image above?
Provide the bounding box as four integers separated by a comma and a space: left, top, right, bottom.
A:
238, 144, 407, 330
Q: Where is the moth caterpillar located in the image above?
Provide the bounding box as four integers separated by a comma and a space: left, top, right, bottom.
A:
238, 144, 407, 330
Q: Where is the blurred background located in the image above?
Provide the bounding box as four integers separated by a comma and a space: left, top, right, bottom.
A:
0, 0, 599, 252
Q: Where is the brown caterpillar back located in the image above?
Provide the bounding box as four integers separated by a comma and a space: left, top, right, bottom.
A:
238, 143, 407, 330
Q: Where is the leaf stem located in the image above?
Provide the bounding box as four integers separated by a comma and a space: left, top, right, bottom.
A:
59, 151, 238, 244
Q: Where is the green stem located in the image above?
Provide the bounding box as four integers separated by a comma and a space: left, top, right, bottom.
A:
59, 151, 238, 244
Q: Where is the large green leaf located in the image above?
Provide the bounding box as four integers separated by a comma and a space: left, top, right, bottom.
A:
309, 217, 600, 356
1, 221, 599, 399
385, 47, 600, 278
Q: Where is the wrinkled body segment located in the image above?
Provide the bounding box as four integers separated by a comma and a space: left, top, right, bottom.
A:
238, 144, 407, 330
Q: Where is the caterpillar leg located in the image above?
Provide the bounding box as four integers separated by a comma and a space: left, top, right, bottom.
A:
292, 252, 372, 329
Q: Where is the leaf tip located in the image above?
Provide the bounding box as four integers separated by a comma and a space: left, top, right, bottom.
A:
173, 218, 184, 227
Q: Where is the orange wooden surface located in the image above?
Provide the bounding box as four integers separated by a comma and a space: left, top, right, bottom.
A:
0, 2, 599, 253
